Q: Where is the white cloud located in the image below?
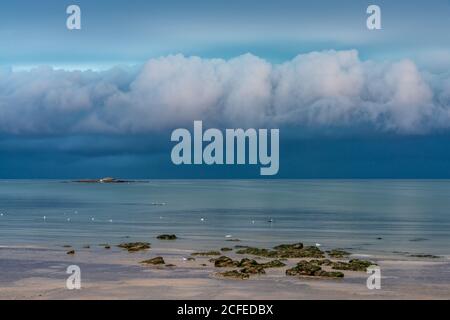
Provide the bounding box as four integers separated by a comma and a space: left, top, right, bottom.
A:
0, 50, 449, 135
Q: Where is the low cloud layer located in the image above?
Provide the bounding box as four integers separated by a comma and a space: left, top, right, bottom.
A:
1, 50, 449, 135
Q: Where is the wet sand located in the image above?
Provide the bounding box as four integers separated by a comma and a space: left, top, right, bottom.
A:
1, 245, 449, 300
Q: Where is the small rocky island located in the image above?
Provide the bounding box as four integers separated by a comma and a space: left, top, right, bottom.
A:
73, 177, 134, 184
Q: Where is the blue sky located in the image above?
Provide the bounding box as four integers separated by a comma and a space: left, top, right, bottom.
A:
1, 0, 450, 178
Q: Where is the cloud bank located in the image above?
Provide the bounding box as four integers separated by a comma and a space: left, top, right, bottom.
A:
1, 50, 449, 135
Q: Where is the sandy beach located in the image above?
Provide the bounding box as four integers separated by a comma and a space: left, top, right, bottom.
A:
1, 242, 449, 300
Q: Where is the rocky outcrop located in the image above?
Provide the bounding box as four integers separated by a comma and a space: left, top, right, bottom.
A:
157, 234, 177, 240
327, 249, 350, 258
286, 261, 344, 278
117, 242, 151, 252
236, 243, 325, 258
331, 259, 374, 271
141, 257, 165, 265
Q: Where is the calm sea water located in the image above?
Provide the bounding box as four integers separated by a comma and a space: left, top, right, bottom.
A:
0, 180, 449, 256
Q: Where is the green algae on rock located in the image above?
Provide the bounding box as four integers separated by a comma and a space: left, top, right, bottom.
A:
218, 270, 250, 280
331, 259, 374, 271
141, 256, 165, 265
117, 242, 151, 252
327, 249, 351, 258
236, 243, 325, 259
286, 260, 344, 278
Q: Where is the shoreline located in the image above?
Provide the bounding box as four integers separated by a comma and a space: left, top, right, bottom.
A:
1, 241, 449, 300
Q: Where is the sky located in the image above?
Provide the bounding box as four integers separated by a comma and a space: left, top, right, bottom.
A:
0, 0, 450, 178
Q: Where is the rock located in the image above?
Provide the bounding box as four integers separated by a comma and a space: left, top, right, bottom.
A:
157, 234, 177, 240
240, 266, 266, 275
165, 264, 176, 267
62, 245, 72, 248
236, 243, 325, 258
314, 270, 344, 278
286, 261, 322, 276
218, 270, 249, 280
221, 247, 233, 252
235, 247, 273, 257
83, 245, 90, 249
309, 259, 333, 266
117, 242, 151, 252
191, 251, 221, 256
327, 249, 351, 258
225, 239, 241, 242
141, 257, 165, 265
274, 243, 304, 250
104, 245, 111, 249
235, 258, 256, 268
66, 250, 75, 255
262, 260, 286, 268
286, 260, 344, 278
331, 259, 374, 271
408, 254, 440, 259
212, 256, 239, 267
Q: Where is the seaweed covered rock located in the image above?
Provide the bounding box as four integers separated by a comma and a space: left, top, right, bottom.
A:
117, 242, 151, 252
212, 256, 239, 267
286, 261, 322, 276
286, 260, 344, 278
141, 256, 165, 265
157, 234, 177, 240
309, 259, 333, 266
221, 247, 233, 252
236, 243, 325, 259
240, 266, 266, 275
331, 259, 374, 271
66, 250, 75, 255
314, 270, 344, 278
191, 251, 221, 256
262, 259, 286, 268
274, 243, 304, 250
218, 270, 250, 280
237, 258, 259, 268
236, 247, 273, 257
327, 249, 350, 258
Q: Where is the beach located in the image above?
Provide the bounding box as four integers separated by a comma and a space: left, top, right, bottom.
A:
0, 180, 449, 299
0, 244, 449, 299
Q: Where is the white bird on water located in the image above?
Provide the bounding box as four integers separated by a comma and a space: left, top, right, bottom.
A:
200, 218, 205, 222
315, 243, 321, 247
43, 216, 46, 220
91, 217, 95, 221
225, 235, 232, 238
